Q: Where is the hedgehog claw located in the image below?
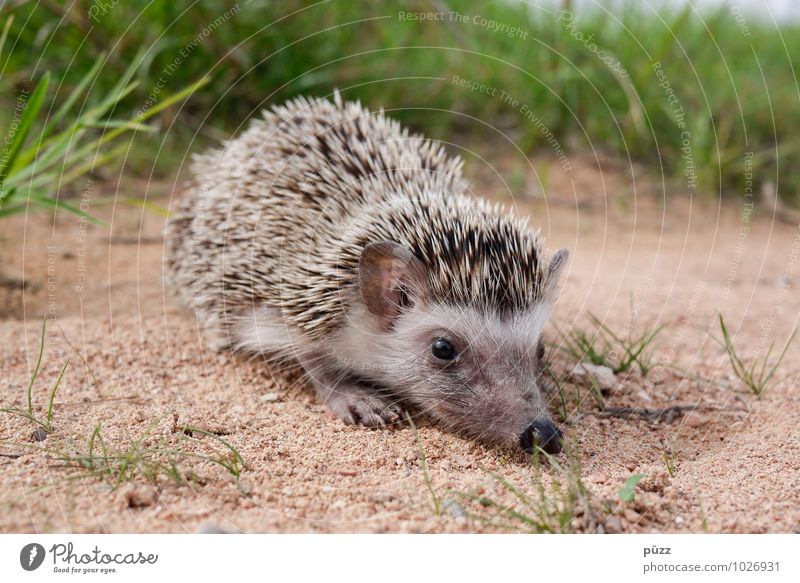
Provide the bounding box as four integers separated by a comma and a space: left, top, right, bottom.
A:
320, 382, 403, 428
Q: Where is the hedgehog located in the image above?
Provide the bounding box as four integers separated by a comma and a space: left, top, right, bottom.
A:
165, 93, 569, 454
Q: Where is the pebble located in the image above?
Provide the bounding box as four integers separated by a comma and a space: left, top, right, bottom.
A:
261, 392, 280, 402
196, 521, 240, 534
570, 362, 617, 391
443, 499, 467, 521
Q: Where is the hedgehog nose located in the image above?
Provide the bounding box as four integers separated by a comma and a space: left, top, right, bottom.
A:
519, 420, 563, 455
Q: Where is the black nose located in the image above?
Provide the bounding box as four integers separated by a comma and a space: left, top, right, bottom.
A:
519, 420, 563, 455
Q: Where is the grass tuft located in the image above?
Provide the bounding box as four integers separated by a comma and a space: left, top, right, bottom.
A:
1, 418, 248, 492
561, 312, 664, 377
717, 315, 797, 398
1, 316, 69, 433
0, 12, 208, 221
408, 414, 442, 516
454, 448, 601, 533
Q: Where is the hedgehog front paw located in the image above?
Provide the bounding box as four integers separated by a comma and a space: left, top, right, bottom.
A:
320, 383, 404, 427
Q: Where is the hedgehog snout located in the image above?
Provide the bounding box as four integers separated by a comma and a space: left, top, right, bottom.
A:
519, 419, 563, 455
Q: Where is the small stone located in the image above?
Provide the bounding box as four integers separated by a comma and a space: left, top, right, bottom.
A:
31, 428, 48, 442
443, 499, 466, 521
261, 392, 280, 402
196, 521, 240, 534
570, 362, 617, 392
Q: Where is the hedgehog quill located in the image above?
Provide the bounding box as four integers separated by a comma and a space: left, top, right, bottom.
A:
165, 94, 569, 455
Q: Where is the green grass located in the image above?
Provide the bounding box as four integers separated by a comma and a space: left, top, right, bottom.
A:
561, 312, 664, 376
0, 317, 68, 434
663, 451, 676, 478
1, 419, 248, 492
0, 14, 207, 221
411, 423, 601, 532
0, 319, 246, 490
455, 449, 601, 533
543, 363, 574, 424
0, 1, 798, 202
717, 315, 797, 398
618, 473, 645, 503
73, 421, 247, 489
409, 414, 443, 516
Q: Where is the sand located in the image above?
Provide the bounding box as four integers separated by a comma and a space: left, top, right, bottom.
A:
1, 163, 799, 533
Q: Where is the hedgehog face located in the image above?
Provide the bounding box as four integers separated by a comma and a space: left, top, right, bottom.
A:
391, 302, 560, 451
352, 240, 568, 454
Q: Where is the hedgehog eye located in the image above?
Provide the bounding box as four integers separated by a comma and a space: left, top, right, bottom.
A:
431, 338, 457, 360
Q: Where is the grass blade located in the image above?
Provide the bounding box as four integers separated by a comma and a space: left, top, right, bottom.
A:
45, 360, 69, 431
26, 317, 47, 416
0, 72, 50, 186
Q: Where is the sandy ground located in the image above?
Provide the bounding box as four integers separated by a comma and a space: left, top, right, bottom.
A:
1, 160, 799, 534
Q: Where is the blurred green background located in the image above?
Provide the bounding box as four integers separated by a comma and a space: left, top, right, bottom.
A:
1, 0, 799, 215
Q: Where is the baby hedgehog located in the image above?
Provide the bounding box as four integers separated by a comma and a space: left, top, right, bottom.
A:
165, 93, 569, 454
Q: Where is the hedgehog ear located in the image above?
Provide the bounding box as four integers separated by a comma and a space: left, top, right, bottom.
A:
359, 241, 428, 330
543, 248, 569, 301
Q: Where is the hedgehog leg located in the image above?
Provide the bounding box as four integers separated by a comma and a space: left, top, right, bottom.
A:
305, 365, 404, 427
319, 380, 404, 428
